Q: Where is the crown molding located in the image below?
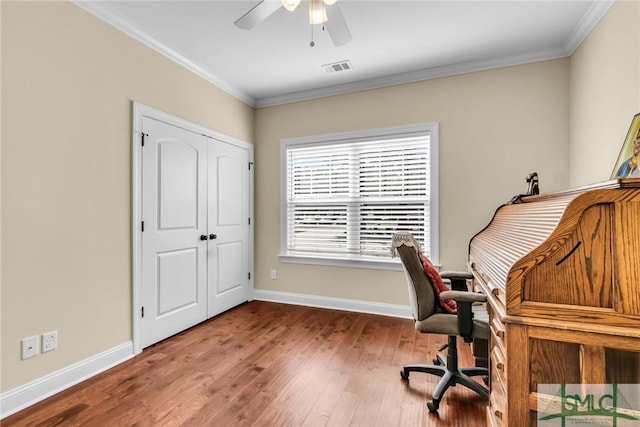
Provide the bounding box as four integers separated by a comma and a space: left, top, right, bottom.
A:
254, 47, 569, 107
255, 0, 612, 108
72, 0, 612, 109
71, 1, 257, 107
563, 0, 614, 54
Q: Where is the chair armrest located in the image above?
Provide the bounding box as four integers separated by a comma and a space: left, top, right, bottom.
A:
439, 271, 472, 291
439, 271, 473, 280
439, 290, 487, 304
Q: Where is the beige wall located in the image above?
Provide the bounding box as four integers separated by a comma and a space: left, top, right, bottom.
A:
254, 59, 571, 305
1, 1, 253, 392
3, 0, 635, 403
569, 0, 640, 186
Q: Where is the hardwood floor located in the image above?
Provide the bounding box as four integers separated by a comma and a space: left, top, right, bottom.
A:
3, 301, 488, 427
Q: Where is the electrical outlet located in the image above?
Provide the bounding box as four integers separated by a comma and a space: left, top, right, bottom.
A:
270, 269, 277, 280
42, 331, 58, 353
21, 335, 39, 360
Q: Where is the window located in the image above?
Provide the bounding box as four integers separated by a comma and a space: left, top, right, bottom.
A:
280, 123, 438, 269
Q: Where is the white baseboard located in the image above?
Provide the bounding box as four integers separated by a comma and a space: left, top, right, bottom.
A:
252, 289, 412, 319
0, 341, 134, 419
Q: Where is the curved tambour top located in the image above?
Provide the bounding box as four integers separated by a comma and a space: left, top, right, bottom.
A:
468, 178, 640, 310
468, 194, 578, 300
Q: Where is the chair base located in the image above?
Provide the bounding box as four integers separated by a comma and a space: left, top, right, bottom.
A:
400, 336, 489, 412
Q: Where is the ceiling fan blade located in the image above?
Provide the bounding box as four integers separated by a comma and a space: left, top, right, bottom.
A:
234, 0, 283, 30
325, 3, 352, 46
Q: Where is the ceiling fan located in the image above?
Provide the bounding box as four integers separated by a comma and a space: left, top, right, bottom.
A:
234, 0, 353, 46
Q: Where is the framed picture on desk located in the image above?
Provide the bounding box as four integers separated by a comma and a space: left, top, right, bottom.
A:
611, 113, 640, 178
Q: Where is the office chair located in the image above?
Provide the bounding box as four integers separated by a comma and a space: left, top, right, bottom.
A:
392, 232, 489, 413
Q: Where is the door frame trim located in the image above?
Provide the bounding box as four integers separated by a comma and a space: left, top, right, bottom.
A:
131, 102, 254, 354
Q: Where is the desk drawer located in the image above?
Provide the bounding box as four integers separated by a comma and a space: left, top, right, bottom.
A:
489, 378, 507, 427
486, 405, 502, 427
470, 265, 506, 308
490, 344, 507, 392
488, 337, 508, 426
490, 315, 507, 354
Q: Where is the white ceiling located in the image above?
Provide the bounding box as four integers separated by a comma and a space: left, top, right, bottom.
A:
74, 0, 612, 107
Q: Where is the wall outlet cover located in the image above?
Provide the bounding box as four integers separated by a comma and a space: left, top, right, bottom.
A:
42, 331, 58, 353
21, 335, 40, 359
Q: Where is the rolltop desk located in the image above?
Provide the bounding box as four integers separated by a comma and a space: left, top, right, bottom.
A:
468, 179, 640, 426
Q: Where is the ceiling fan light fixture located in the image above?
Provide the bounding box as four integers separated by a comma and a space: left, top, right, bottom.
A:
323, 0, 337, 5
281, 0, 302, 12
309, 0, 328, 25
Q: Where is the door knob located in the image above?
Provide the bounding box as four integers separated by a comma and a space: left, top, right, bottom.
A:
209, 234, 217, 240
200, 234, 208, 241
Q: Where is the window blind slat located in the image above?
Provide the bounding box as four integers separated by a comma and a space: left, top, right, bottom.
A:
285, 130, 432, 259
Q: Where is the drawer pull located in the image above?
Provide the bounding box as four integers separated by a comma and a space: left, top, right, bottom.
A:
490, 286, 500, 296
491, 318, 506, 340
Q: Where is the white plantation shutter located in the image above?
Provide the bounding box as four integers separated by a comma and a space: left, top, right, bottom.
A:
283, 125, 435, 263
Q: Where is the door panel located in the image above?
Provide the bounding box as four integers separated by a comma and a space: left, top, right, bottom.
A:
208, 143, 250, 317
158, 142, 200, 229
157, 249, 198, 316
141, 117, 208, 348
217, 241, 244, 293
218, 157, 243, 225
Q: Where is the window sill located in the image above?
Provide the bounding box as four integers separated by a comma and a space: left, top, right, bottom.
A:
279, 252, 404, 271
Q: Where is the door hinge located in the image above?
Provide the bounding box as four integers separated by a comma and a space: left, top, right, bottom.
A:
141, 306, 145, 318
248, 272, 251, 280
141, 132, 148, 146
141, 221, 144, 232
248, 162, 253, 170
248, 217, 251, 225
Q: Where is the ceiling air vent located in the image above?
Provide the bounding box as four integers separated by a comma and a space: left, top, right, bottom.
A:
323, 60, 353, 74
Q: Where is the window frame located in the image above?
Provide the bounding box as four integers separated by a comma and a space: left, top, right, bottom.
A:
279, 123, 439, 270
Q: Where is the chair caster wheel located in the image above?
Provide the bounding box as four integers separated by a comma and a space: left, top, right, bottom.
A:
400, 370, 409, 380
427, 401, 439, 413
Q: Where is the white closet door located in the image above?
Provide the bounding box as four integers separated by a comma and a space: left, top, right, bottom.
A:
207, 140, 251, 318
141, 117, 208, 348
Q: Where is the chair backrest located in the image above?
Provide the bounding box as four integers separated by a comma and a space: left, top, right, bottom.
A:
392, 233, 436, 322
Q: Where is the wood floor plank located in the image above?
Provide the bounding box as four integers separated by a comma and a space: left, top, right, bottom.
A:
301, 411, 329, 427
2, 301, 488, 427
325, 391, 359, 426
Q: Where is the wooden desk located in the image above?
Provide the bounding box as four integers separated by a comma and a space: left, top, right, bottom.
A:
468, 179, 640, 426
